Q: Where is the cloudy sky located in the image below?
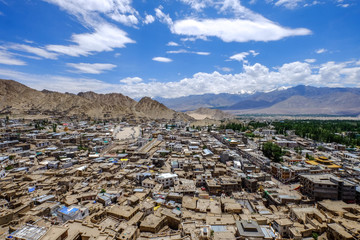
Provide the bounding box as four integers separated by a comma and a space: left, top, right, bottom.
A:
0, 0, 359, 98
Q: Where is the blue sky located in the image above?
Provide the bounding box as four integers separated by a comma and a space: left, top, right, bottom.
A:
0, 0, 359, 98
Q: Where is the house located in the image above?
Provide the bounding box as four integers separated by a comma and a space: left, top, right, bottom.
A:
155, 173, 178, 188
236, 220, 265, 239
142, 178, 155, 188
56, 205, 89, 222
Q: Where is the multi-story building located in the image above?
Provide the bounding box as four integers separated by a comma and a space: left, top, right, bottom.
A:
155, 173, 178, 188
299, 174, 356, 202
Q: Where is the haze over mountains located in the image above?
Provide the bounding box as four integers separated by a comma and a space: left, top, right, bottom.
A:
157, 85, 360, 116
0, 79, 192, 121
186, 108, 234, 121
154, 93, 249, 112
2, 79, 360, 118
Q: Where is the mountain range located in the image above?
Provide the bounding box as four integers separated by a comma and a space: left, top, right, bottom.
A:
157, 85, 360, 116
154, 93, 249, 111
2, 79, 360, 118
0, 79, 192, 121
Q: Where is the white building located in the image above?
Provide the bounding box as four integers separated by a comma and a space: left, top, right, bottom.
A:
155, 173, 178, 188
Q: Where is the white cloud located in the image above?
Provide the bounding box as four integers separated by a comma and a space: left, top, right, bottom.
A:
40, 0, 136, 58
338, 3, 349, 7
229, 50, 258, 62
316, 48, 327, 54
9, 44, 58, 59
271, 0, 348, 9
176, 0, 313, 46
155, 6, 173, 27
1, 59, 360, 98
167, 49, 189, 54
43, 0, 139, 26
305, 58, 316, 63
152, 57, 173, 62
46, 23, 135, 57
274, 0, 305, 9
195, 51, 210, 55
167, 41, 179, 46
115, 60, 360, 97
144, 14, 155, 24
111, 13, 138, 26
218, 67, 233, 72
179, 0, 213, 11
67, 63, 117, 74
249, 50, 259, 56
229, 52, 249, 62
172, 18, 311, 43
180, 36, 208, 42
166, 49, 210, 55
120, 77, 143, 84
218, 0, 257, 17
0, 50, 26, 66
303, 1, 321, 7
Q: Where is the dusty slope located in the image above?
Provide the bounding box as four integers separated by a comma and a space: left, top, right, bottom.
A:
135, 97, 193, 120
0, 79, 193, 120
186, 107, 234, 120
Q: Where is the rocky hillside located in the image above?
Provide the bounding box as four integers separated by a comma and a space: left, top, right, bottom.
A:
0, 79, 192, 120
135, 97, 193, 120
186, 107, 234, 120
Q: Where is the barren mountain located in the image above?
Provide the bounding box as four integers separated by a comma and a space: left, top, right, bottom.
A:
135, 97, 193, 120
157, 85, 360, 116
0, 79, 192, 120
224, 85, 360, 112
227, 92, 360, 116
155, 93, 248, 111
186, 107, 234, 120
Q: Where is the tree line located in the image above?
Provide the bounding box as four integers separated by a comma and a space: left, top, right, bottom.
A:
273, 120, 360, 147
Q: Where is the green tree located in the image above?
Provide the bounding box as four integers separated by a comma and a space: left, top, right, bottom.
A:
306, 153, 314, 160
262, 142, 283, 163
317, 146, 325, 151
312, 233, 318, 240
5, 165, 13, 171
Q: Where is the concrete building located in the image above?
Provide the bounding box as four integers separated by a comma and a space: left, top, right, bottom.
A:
155, 173, 178, 188
299, 174, 356, 202
236, 220, 265, 239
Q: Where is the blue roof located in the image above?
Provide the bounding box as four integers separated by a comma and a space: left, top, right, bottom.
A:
134, 188, 145, 192
203, 149, 213, 155
58, 206, 79, 215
